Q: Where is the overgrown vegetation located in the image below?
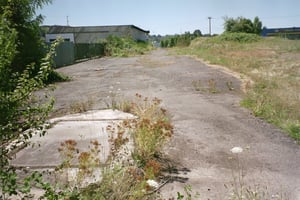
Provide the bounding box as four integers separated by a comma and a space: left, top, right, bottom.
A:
0, 0, 71, 198
54, 94, 173, 199
219, 32, 261, 43
104, 35, 152, 57
176, 34, 300, 142
0, 0, 52, 73
224, 16, 262, 35
0, 22, 57, 200
160, 31, 202, 48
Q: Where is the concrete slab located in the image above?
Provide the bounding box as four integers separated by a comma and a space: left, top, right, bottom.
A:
11, 109, 135, 168
49, 109, 136, 123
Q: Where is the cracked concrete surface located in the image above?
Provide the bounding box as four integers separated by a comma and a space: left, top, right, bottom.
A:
12, 49, 300, 199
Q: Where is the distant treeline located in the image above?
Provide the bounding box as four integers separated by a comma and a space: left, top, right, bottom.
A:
160, 30, 202, 48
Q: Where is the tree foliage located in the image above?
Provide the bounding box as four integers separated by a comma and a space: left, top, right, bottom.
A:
193, 29, 202, 37
224, 16, 262, 35
103, 35, 151, 57
160, 30, 202, 48
0, 1, 60, 198
0, 0, 52, 72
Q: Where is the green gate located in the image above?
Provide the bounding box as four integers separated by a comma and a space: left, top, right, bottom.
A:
51, 42, 106, 68
75, 43, 105, 60
53, 41, 75, 68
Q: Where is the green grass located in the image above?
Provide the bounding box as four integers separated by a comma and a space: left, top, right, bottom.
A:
176, 34, 300, 142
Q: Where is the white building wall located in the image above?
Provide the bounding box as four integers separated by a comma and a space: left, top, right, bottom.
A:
45, 33, 75, 43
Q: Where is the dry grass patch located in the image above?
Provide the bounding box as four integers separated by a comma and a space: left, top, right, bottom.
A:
177, 35, 300, 142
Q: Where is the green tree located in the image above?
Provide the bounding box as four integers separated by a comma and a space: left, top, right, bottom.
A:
0, 0, 52, 73
193, 29, 202, 37
0, 1, 60, 198
223, 16, 262, 35
160, 40, 165, 47
253, 16, 263, 35
170, 37, 176, 47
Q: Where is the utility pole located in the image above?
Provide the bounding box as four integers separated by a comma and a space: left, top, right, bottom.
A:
67, 16, 69, 26
208, 17, 212, 36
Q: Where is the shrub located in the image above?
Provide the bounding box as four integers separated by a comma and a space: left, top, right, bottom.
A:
44, 70, 70, 84
219, 32, 261, 43
104, 35, 151, 57
224, 16, 262, 35
160, 31, 202, 48
0, 3, 61, 198
0, 0, 52, 73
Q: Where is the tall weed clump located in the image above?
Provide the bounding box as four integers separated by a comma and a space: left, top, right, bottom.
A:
61, 94, 173, 199
219, 32, 261, 43
129, 94, 173, 165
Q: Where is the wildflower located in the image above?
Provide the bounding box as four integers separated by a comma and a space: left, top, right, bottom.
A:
230, 147, 243, 154
146, 179, 159, 188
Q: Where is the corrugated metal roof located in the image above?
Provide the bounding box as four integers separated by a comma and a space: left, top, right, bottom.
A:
46, 25, 149, 34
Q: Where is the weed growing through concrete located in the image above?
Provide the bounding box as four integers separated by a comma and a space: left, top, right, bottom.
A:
208, 79, 218, 93
106, 122, 130, 157
77, 140, 101, 184
177, 184, 200, 200
57, 139, 79, 169
226, 146, 288, 200
105, 83, 123, 110
226, 80, 235, 91
127, 94, 173, 165
69, 97, 94, 113
80, 94, 173, 199
57, 139, 102, 189
192, 80, 204, 92
55, 94, 173, 199
192, 79, 220, 93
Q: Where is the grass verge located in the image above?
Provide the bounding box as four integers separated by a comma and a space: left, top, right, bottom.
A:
176, 34, 300, 143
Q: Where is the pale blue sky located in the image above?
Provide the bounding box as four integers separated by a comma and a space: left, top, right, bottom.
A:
38, 0, 300, 35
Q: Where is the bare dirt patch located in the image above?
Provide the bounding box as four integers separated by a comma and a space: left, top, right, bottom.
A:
49, 49, 300, 199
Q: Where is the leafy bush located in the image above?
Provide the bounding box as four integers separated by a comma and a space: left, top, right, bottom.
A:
44, 70, 70, 84
0, 2, 67, 198
160, 32, 201, 48
224, 16, 262, 35
219, 32, 261, 43
104, 35, 151, 57
0, 36, 58, 200
0, 0, 52, 73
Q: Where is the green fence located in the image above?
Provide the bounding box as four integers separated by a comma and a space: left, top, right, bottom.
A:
53, 42, 75, 68
50, 42, 106, 68
75, 43, 105, 60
